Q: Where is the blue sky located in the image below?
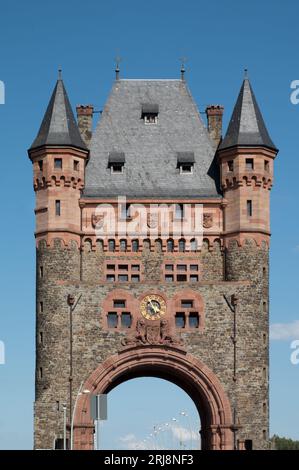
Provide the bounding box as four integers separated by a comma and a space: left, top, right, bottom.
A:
0, 0, 299, 449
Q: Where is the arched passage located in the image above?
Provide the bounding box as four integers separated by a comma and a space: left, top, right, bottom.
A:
74, 346, 233, 450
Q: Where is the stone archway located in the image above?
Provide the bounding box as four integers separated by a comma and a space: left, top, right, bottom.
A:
73, 345, 233, 450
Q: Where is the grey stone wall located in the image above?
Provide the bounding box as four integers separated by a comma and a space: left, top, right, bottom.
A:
34, 238, 269, 450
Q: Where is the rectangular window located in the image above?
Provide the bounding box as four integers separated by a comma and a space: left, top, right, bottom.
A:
119, 264, 128, 270
177, 274, 187, 282
181, 300, 193, 309
39, 266, 43, 278
263, 301, 267, 312
107, 312, 118, 328
165, 264, 173, 271
74, 160, 79, 171
177, 264, 187, 271
54, 158, 62, 169
190, 265, 198, 271
38, 160, 43, 171
227, 160, 234, 172
190, 275, 198, 282
189, 312, 199, 328
40, 301, 43, 313
264, 160, 269, 172
39, 367, 43, 379
131, 275, 140, 282
39, 331, 43, 344
111, 163, 124, 173
107, 264, 115, 270
55, 200, 61, 216
113, 300, 126, 308
121, 312, 132, 328
245, 158, 254, 170
118, 274, 128, 282
247, 200, 252, 217
165, 275, 174, 282
131, 265, 140, 271
180, 163, 193, 174
175, 312, 186, 328
106, 274, 115, 282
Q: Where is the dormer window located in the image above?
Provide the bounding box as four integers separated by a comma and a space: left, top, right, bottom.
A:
177, 152, 195, 174
141, 104, 159, 124
108, 152, 125, 173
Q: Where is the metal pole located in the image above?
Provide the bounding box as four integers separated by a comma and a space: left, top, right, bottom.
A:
96, 419, 100, 450
63, 404, 67, 450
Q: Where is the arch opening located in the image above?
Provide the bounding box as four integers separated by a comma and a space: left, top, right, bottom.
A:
74, 346, 233, 450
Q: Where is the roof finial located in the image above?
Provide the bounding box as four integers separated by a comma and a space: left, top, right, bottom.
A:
244, 68, 248, 79
180, 57, 187, 81
115, 55, 121, 80
58, 67, 62, 80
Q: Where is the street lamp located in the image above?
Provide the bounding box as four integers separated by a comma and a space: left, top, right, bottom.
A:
70, 381, 90, 450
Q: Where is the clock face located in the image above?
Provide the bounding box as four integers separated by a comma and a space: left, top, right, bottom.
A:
140, 294, 166, 321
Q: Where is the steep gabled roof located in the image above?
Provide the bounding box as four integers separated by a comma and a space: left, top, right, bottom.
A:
84, 79, 220, 199
219, 78, 277, 151
30, 77, 87, 151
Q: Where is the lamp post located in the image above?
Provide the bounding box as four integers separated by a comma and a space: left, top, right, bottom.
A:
70, 380, 90, 450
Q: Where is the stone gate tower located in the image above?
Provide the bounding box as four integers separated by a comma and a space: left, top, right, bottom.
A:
28, 70, 278, 450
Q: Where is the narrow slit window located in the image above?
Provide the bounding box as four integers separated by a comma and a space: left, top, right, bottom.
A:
55, 200, 61, 216
40, 301, 43, 313
74, 160, 79, 171
39, 367, 43, 379
39, 331, 43, 344
178, 239, 185, 252
38, 160, 43, 171
247, 200, 252, 217
264, 160, 270, 172
39, 266, 43, 278
120, 239, 127, 252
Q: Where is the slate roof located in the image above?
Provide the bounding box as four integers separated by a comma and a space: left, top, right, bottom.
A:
30, 78, 87, 151
83, 80, 220, 199
219, 78, 277, 151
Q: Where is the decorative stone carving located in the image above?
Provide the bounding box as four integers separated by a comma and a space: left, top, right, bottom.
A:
91, 213, 104, 229
203, 213, 213, 228
147, 212, 158, 229
121, 318, 182, 346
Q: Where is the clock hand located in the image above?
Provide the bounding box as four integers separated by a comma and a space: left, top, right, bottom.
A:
149, 300, 159, 314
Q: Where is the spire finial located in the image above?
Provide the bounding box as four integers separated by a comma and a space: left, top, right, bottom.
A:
244, 68, 248, 79
180, 57, 187, 81
115, 55, 121, 80
58, 67, 62, 80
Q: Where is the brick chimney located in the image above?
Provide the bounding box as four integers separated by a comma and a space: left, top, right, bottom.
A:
205, 105, 224, 147
76, 105, 94, 148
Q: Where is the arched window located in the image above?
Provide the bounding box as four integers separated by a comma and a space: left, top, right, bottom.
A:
190, 238, 197, 251
179, 239, 185, 252
167, 239, 174, 252
120, 239, 127, 252
132, 239, 139, 252
108, 239, 115, 252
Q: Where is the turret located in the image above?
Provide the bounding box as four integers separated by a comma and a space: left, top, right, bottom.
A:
28, 72, 89, 247
218, 73, 278, 249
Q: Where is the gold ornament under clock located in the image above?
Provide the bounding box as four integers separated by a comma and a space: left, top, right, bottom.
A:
140, 294, 166, 321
